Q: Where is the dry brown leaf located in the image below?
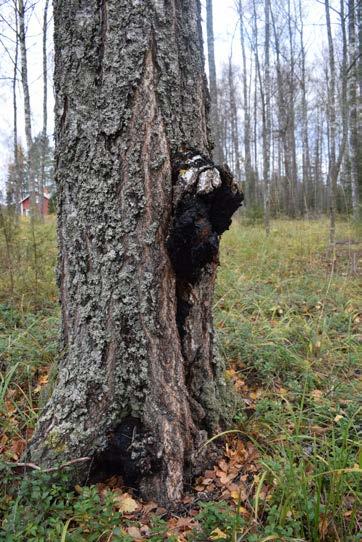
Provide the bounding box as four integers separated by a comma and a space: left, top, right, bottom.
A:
218, 459, 229, 473
174, 517, 198, 531
194, 485, 205, 492
38, 375, 49, 385
142, 501, 158, 514
113, 493, 139, 513
0, 433, 9, 452
11, 439, 26, 459
220, 473, 237, 485
5, 401, 16, 416
319, 515, 330, 538
311, 389, 323, 402
127, 526, 142, 540
311, 425, 329, 435
201, 477, 213, 486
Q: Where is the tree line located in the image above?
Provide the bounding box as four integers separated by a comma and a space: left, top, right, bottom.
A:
0, 0, 54, 217
207, 0, 362, 234
1, 0, 361, 231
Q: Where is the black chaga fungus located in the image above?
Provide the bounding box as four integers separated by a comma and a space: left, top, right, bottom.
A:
167, 148, 243, 283
91, 417, 153, 487
175, 281, 192, 339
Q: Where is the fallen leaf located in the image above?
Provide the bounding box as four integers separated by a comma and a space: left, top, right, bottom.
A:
194, 485, 205, 492
142, 501, 158, 514
218, 459, 229, 473
210, 528, 228, 540
127, 526, 142, 540
113, 493, 139, 513
38, 374, 49, 385
311, 425, 329, 435
175, 517, 198, 531
140, 525, 151, 536
11, 439, 26, 459
311, 389, 323, 401
230, 488, 247, 503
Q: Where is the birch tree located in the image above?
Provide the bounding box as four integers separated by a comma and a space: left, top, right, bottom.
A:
18, 0, 36, 212
206, 0, 223, 164
26, 0, 242, 504
348, 0, 361, 218
237, 0, 255, 207
325, 0, 347, 244
263, 0, 271, 233
40, 0, 50, 216
12, 1, 20, 210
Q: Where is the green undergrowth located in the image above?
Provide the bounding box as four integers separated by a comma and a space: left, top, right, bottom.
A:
0, 216, 361, 541
214, 218, 362, 541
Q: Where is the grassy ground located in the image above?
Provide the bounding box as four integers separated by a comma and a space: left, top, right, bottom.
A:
0, 216, 361, 541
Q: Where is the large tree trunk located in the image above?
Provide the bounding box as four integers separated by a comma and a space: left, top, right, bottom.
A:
26, 0, 242, 505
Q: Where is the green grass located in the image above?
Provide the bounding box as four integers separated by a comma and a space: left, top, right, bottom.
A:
0, 216, 361, 541
213, 218, 361, 541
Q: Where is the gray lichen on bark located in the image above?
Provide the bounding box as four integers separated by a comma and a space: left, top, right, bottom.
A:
26, 0, 243, 504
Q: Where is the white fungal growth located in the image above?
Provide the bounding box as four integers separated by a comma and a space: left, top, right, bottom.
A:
197, 168, 222, 194
179, 167, 198, 189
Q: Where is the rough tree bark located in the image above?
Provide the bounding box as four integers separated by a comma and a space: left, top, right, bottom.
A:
26, 0, 242, 505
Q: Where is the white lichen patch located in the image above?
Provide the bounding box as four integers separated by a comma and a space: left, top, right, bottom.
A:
197, 168, 221, 194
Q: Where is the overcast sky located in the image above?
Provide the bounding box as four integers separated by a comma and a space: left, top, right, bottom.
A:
0, 0, 331, 190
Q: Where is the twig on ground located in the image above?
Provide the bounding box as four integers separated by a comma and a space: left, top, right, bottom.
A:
4, 456, 91, 473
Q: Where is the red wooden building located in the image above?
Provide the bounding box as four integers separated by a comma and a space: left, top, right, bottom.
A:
19, 189, 50, 216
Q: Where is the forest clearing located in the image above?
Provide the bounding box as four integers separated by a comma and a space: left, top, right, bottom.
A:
0, 217, 361, 541
0, 0, 361, 539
